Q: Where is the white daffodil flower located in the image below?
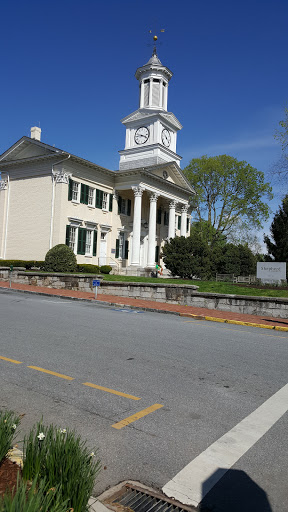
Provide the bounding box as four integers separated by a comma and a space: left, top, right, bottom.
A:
60, 428, 67, 434
12, 424, 17, 430
90, 452, 95, 457
37, 432, 45, 441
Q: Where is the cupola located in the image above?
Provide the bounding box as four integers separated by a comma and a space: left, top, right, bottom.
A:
135, 47, 173, 110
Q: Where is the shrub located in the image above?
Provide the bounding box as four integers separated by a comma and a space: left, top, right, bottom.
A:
77, 264, 100, 274
162, 235, 211, 279
0, 410, 20, 462
0, 478, 70, 512
22, 421, 101, 512
100, 265, 112, 274
43, 245, 77, 273
0, 259, 45, 270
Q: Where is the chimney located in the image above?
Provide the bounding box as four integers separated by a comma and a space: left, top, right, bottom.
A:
30, 126, 41, 141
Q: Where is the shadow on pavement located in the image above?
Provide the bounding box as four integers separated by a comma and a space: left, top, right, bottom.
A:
199, 468, 272, 511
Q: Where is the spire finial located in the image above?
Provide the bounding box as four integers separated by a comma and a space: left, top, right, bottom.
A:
148, 28, 165, 56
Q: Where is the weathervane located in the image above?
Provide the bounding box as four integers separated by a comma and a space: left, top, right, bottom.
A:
148, 28, 165, 54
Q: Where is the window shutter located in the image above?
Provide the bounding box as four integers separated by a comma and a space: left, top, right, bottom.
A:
109, 194, 113, 212
157, 209, 162, 224
187, 217, 190, 232
155, 245, 160, 262
77, 228, 86, 255
116, 239, 120, 258
124, 240, 129, 259
127, 199, 131, 216
84, 185, 89, 205
96, 189, 102, 209
118, 196, 122, 214
93, 230, 97, 256
178, 216, 181, 230
80, 184, 85, 204
65, 225, 70, 246
68, 179, 73, 201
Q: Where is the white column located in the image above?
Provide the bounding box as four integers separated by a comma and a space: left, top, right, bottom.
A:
180, 205, 188, 237
131, 186, 144, 266
140, 81, 144, 108
149, 79, 153, 107
168, 200, 177, 239
159, 79, 163, 108
147, 192, 159, 267
163, 83, 168, 110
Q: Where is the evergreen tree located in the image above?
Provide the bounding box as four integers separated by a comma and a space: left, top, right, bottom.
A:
264, 195, 288, 262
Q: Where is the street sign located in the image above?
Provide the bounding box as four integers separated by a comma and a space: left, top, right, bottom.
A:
92, 279, 101, 299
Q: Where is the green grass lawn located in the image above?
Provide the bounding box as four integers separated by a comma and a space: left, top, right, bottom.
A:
101, 274, 288, 298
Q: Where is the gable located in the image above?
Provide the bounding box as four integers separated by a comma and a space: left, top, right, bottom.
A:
144, 162, 194, 192
0, 137, 60, 163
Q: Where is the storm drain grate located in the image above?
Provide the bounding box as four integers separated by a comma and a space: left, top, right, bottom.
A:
104, 484, 195, 512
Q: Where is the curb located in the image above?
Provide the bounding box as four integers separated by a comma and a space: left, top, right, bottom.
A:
179, 312, 288, 331
1, 285, 288, 331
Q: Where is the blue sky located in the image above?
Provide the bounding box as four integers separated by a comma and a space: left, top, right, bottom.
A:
1, 0, 287, 248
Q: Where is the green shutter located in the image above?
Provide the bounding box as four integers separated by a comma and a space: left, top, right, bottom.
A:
155, 245, 160, 262
187, 217, 190, 232
115, 239, 120, 258
127, 199, 131, 216
80, 184, 86, 204
109, 193, 113, 212
84, 185, 89, 205
93, 230, 97, 256
77, 228, 86, 255
178, 215, 181, 230
164, 211, 169, 225
96, 189, 103, 209
65, 225, 70, 246
118, 196, 122, 214
157, 209, 162, 224
68, 179, 73, 201
124, 240, 129, 259
79, 184, 90, 204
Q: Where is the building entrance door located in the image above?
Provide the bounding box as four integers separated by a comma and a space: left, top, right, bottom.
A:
99, 232, 107, 266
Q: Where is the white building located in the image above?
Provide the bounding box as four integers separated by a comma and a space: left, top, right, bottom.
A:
0, 49, 194, 275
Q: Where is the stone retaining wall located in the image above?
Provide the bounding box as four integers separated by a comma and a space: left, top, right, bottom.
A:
0, 269, 287, 319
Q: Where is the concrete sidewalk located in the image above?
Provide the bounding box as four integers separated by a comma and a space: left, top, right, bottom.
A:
1, 280, 288, 330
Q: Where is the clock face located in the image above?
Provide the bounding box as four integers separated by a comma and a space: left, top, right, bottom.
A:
135, 126, 149, 145
162, 128, 171, 147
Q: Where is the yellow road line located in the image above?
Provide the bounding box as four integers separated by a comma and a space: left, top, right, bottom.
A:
112, 403, 163, 429
27, 366, 74, 380
0, 355, 22, 364
82, 382, 140, 400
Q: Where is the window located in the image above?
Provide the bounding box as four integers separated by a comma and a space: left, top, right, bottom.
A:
67, 226, 76, 252
88, 188, 94, 207
68, 179, 80, 202
177, 216, 181, 230
118, 196, 131, 216
187, 217, 190, 232
85, 230, 92, 255
102, 192, 108, 211
116, 232, 129, 259
72, 181, 79, 202
96, 189, 113, 211
164, 211, 169, 226
157, 209, 162, 225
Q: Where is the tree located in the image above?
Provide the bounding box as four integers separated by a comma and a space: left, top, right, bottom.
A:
184, 155, 273, 247
44, 244, 77, 272
272, 107, 288, 182
161, 235, 212, 279
264, 195, 288, 262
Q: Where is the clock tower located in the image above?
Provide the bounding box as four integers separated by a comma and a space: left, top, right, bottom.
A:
119, 47, 182, 171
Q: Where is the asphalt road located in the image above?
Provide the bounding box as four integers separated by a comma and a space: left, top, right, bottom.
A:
0, 289, 287, 512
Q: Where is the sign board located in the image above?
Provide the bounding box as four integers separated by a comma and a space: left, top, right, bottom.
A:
257, 262, 286, 283
92, 279, 101, 287
111, 248, 116, 254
